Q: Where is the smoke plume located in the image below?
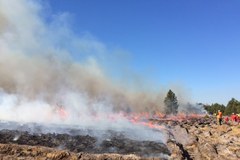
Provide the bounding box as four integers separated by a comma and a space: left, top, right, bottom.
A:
0, 0, 167, 116
0, 0, 204, 128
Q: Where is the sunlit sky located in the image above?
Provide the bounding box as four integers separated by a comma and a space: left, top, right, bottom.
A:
49, 0, 240, 105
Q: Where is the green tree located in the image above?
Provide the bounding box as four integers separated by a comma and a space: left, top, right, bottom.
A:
224, 98, 240, 115
164, 89, 179, 114
203, 103, 225, 115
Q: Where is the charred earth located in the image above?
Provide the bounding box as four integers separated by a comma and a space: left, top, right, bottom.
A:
0, 121, 169, 160
0, 116, 239, 160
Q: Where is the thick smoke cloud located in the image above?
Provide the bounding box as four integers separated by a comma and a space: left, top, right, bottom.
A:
0, 0, 204, 127
0, 0, 167, 116
0, 1, 208, 147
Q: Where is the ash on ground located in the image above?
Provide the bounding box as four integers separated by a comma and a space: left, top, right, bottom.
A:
0, 116, 239, 160
0, 121, 170, 159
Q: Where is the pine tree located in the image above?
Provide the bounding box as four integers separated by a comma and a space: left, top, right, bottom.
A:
224, 98, 240, 115
164, 89, 179, 114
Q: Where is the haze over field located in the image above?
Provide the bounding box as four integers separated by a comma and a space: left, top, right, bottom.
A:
0, 0, 238, 127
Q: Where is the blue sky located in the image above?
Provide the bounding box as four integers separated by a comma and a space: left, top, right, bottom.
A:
48, 0, 240, 105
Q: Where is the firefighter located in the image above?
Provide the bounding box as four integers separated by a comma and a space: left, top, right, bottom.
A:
237, 113, 240, 124
217, 110, 223, 125
224, 116, 229, 124
231, 113, 237, 125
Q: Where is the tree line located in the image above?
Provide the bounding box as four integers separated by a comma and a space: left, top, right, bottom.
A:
163, 89, 240, 115
203, 98, 240, 115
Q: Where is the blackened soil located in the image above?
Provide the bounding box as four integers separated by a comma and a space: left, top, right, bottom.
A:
0, 121, 170, 157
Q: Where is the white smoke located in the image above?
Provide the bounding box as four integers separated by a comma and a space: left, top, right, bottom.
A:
0, 0, 168, 117
0, 1, 203, 145
0, 0, 170, 143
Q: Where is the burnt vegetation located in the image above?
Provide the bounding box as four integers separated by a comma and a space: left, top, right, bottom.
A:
0, 122, 170, 158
